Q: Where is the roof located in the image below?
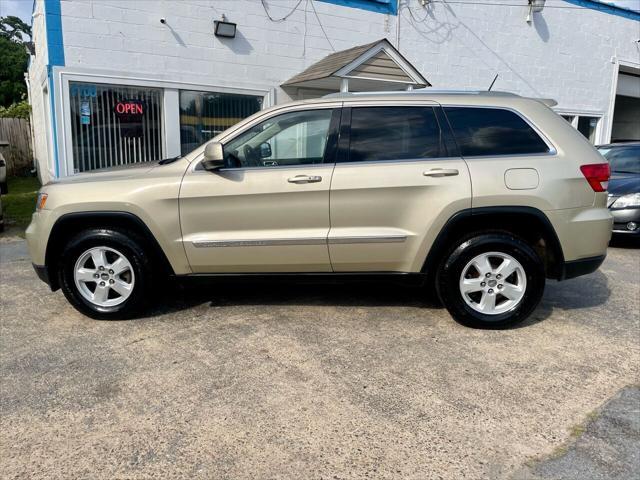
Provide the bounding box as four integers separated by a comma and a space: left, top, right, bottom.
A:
282, 38, 430, 90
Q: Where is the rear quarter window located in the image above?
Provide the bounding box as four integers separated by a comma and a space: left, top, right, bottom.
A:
444, 107, 550, 157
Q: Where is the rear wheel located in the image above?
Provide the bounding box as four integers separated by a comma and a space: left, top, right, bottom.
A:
436, 232, 545, 329
58, 229, 153, 319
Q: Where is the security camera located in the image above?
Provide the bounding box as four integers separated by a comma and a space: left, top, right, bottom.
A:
160, 18, 166, 24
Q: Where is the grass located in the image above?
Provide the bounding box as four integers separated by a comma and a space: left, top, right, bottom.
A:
2, 176, 41, 233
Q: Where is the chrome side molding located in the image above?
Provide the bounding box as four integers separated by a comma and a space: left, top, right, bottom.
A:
328, 235, 407, 244
192, 235, 408, 248
193, 238, 326, 248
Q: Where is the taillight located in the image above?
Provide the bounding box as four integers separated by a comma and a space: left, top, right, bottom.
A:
580, 163, 610, 192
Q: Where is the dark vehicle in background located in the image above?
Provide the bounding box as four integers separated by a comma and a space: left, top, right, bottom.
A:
598, 142, 640, 236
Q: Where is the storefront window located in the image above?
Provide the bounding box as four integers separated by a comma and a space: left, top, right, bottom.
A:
179, 90, 262, 155
577, 116, 600, 144
69, 82, 163, 172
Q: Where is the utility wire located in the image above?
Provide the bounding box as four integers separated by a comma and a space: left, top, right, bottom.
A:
310, 0, 336, 51
261, 0, 304, 22
421, 0, 624, 9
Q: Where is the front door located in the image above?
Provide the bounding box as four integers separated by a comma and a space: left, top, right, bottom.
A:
328, 103, 472, 272
180, 107, 340, 273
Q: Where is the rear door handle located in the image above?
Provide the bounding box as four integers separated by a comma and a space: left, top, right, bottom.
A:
423, 168, 459, 177
288, 175, 322, 184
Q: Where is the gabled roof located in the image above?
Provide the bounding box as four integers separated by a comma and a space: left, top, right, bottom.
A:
282, 38, 430, 90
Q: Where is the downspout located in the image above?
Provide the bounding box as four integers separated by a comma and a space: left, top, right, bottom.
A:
24, 70, 39, 178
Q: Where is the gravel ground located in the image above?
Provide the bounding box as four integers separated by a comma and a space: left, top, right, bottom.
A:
0, 238, 638, 479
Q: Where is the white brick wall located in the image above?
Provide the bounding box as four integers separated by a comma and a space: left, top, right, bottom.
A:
28, 0, 640, 179
27, 0, 51, 182
52, 1, 638, 106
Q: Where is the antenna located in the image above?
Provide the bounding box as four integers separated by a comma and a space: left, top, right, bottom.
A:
488, 74, 499, 91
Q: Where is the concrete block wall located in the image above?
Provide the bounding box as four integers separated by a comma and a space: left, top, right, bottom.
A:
52, 0, 639, 110
27, 0, 640, 180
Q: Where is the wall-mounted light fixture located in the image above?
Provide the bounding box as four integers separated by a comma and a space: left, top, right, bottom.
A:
214, 14, 236, 38
526, 0, 546, 23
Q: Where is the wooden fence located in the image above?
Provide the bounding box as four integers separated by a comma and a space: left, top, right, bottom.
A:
0, 118, 33, 176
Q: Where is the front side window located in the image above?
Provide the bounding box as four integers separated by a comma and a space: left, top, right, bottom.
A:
444, 107, 550, 157
223, 109, 334, 168
347, 106, 445, 162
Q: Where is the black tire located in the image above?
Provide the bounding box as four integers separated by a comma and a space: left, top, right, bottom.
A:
0, 181, 7, 195
57, 228, 154, 320
436, 232, 545, 329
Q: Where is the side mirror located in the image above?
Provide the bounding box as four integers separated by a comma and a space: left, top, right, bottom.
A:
259, 142, 272, 159
202, 142, 224, 171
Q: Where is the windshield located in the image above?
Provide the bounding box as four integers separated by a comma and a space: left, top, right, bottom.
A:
599, 145, 640, 175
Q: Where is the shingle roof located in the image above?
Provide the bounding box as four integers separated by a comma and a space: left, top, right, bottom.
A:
282, 38, 428, 87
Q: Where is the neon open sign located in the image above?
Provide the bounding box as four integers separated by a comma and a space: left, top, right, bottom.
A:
115, 101, 144, 116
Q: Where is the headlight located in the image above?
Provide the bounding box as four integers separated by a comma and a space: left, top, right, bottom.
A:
36, 192, 48, 210
611, 193, 640, 209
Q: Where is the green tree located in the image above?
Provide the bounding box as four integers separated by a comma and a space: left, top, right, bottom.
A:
0, 16, 31, 108
0, 15, 32, 41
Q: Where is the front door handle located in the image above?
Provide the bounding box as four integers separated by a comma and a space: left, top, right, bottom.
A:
288, 175, 322, 184
423, 168, 459, 177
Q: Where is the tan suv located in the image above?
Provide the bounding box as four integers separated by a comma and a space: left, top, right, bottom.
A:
26, 91, 612, 328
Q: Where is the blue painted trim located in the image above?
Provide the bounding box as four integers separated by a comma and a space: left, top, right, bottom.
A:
317, 0, 398, 15
43, 0, 65, 177
44, 0, 65, 66
563, 0, 640, 21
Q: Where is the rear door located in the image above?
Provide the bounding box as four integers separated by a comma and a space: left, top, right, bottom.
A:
328, 101, 472, 272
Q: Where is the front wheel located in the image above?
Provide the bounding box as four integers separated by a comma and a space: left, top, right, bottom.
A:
58, 229, 154, 319
436, 232, 545, 329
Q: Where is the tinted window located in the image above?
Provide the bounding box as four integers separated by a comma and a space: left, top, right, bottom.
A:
348, 107, 445, 162
223, 109, 334, 168
444, 107, 550, 156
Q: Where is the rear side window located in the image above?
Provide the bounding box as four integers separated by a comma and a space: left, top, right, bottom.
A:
347, 107, 446, 162
444, 107, 550, 157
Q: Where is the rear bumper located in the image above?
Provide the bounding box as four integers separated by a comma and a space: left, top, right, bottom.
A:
560, 255, 606, 280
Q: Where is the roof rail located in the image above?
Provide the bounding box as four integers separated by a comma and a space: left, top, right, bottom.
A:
323, 89, 520, 99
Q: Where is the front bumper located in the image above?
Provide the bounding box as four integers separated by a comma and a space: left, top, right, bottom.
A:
609, 207, 640, 234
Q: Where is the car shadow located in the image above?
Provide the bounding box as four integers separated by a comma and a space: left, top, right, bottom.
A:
142, 270, 611, 330
514, 270, 611, 329
609, 235, 639, 249
148, 280, 442, 315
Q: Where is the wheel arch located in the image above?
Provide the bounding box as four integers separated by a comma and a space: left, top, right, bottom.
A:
422, 206, 566, 280
45, 211, 175, 291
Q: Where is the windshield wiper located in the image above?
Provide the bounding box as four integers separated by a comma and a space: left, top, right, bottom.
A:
612, 170, 638, 174
159, 155, 181, 165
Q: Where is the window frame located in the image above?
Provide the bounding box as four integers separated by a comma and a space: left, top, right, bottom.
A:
442, 105, 557, 159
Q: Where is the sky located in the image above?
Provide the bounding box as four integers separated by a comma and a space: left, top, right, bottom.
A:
0, 0, 33, 25
0, 0, 638, 27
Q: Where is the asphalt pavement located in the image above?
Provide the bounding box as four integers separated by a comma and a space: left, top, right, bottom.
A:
1, 236, 638, 479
